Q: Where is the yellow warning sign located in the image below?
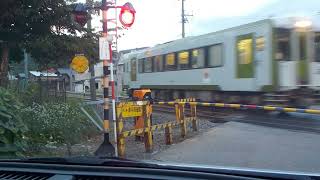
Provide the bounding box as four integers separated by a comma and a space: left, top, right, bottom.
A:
117, 102, 143, 118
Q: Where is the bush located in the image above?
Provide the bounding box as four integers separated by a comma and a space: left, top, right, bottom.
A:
21, 101, 99, 156
0, 88, 27, 157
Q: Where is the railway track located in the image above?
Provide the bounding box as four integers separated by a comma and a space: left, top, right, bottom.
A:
153, 104, 320, 134
68, 92, 320, 134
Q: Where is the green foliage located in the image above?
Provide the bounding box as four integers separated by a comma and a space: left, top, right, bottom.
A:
0, 0, 99, 71
27, 33, 99, 69
0, 88, 27, 157
21, 101, 99, 155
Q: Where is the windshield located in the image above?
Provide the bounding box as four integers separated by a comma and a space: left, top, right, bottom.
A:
2, 0, 320, 174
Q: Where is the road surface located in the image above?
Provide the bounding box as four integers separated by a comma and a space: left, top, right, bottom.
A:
153, 121, 320, 173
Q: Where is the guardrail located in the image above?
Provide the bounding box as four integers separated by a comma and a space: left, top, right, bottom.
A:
116, 99, 197, 157
155, 101, 320, 114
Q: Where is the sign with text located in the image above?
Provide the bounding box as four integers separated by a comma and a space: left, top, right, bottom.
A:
117, 101, 143, 118
99, 37, 110, 60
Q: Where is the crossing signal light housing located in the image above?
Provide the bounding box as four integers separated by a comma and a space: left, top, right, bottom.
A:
72, 3, 89, 27
119, 2, 136, 28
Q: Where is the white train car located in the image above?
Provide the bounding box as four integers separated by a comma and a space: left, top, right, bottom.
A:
118, 18, 320, 106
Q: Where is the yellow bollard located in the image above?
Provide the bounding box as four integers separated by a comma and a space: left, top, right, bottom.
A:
179, 104, 187, 138
175, 103, 180, 123
116, 110, 125, 158
165, 125, 173, 145
191, 103, 197, 131
144, 103, 153, 153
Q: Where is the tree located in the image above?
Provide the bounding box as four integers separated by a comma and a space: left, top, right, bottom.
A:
0, 88, 27, 157
26, 33, 98, 70
0, 0, 98, 86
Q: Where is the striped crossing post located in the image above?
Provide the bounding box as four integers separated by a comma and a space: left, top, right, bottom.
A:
95, 0, 115, 156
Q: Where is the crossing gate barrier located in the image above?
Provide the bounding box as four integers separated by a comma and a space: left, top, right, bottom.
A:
155, 101, 320, 114
116, 99, 197, 157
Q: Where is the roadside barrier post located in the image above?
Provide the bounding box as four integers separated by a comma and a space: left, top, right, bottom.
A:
165, 125, 173, 145
179, 103, 187, 138
116, 108, 125, 157
191, 102, 197, 131
144, 102, 153, 153
175, 103, 180, 122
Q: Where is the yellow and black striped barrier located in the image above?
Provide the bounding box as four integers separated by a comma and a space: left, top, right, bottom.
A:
120, 117, 195, 138
116, 98, 197, 157
155, 101, 320, 114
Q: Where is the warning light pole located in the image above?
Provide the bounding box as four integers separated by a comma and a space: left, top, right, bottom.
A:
98, 0, 136, 157
73, 0, 136, 157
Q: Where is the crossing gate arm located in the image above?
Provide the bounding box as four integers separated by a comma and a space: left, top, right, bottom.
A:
154, 102, 320, 114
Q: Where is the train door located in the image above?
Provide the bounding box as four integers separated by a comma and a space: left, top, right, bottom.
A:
276, 28, 296, 89
236, 34, 254, 78
310, 32, 320, 88
130, 58, 137, 81
296, 31, 309, 85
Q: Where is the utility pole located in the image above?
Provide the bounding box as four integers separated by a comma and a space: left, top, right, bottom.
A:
181, 0, 185, 38
180, 0, 192, 38
86, 0, 97, 101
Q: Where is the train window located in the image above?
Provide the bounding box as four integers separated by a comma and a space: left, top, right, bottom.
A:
237, 34, 254, 78
155, 55, 164, 72
178, 51, 190, 69
275, 28, 290, 61
315, 33, 320, 62
131, 58, 137, 81
138, 59, 144, 73
165, 53, 177, 71
191, 49, 205, 68
144, 57, 153, 73
208, 44, 223, 67
237, 38, 252, 65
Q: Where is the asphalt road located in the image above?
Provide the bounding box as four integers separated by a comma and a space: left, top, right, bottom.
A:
222, 111, 320, 134
153, 121, 320, 173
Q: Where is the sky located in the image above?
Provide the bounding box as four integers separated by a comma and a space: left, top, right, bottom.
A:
78, 0, 320, 51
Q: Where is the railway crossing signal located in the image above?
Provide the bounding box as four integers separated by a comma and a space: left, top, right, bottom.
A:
72, 1, 136, 157
119, 3, 136, 28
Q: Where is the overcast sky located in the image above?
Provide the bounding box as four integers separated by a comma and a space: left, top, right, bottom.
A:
78, 0, 320, 51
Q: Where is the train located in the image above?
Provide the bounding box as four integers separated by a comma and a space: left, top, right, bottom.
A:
117, 17, 320, 107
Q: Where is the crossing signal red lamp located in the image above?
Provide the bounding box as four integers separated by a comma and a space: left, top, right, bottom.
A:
119, 2, 136, 28
72, 3, 89, 27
